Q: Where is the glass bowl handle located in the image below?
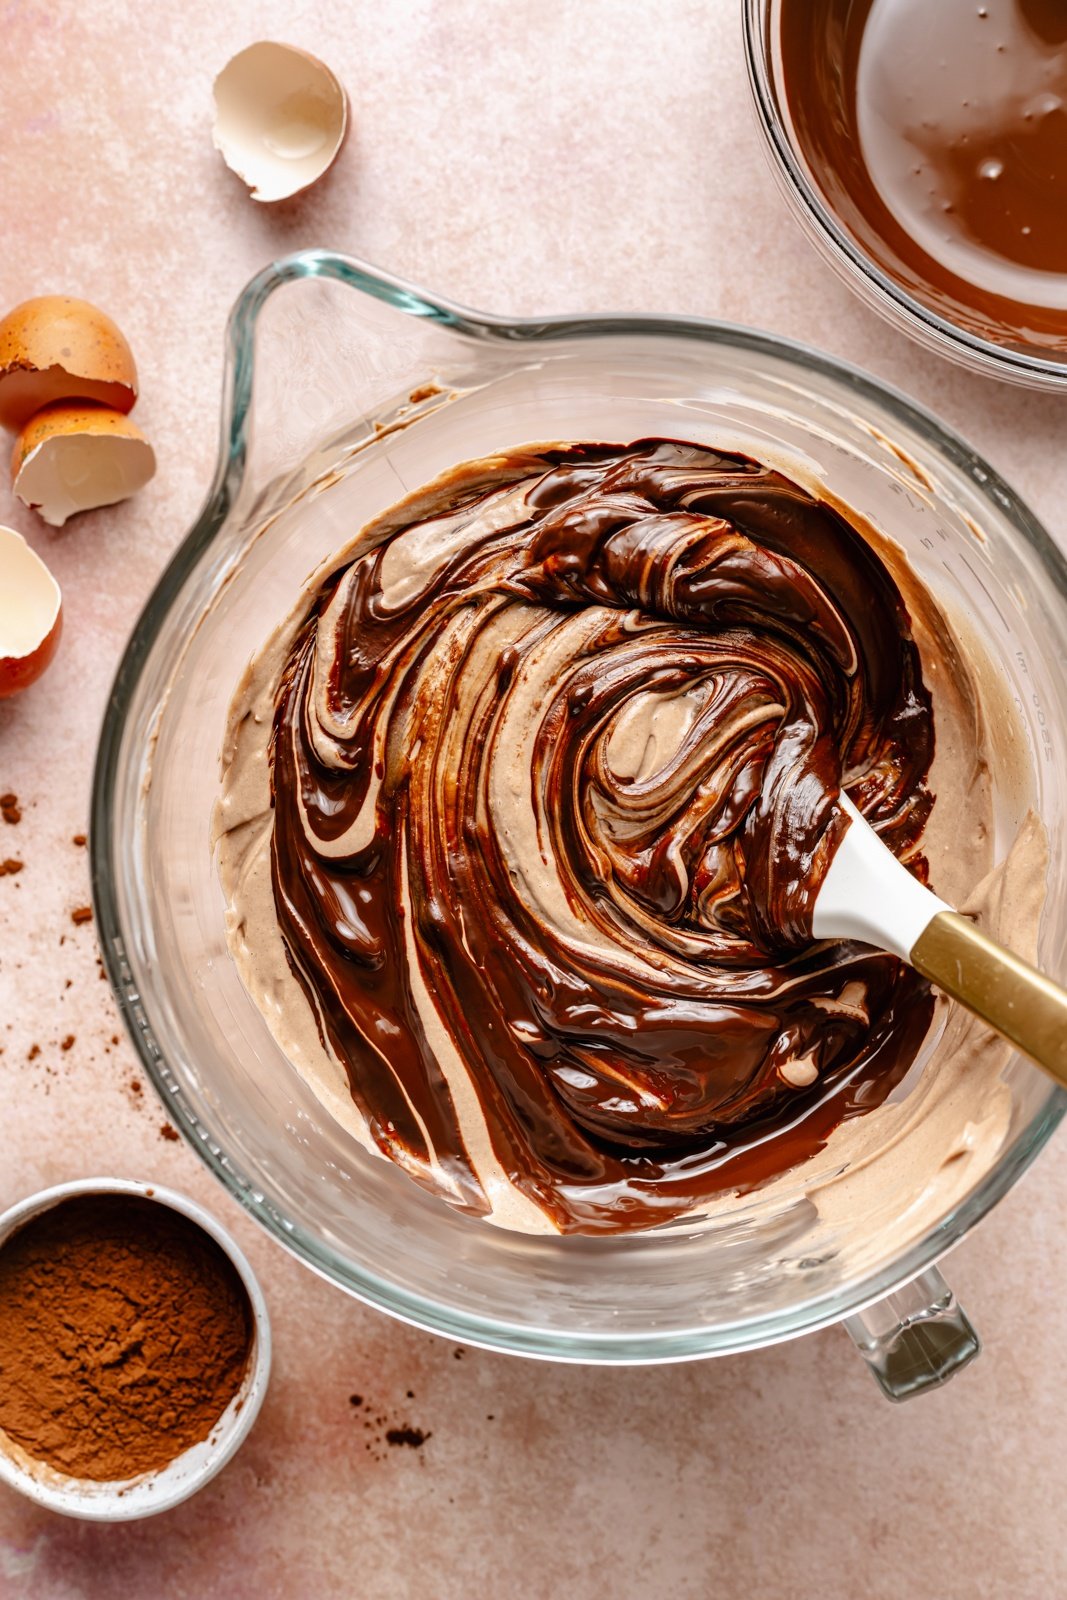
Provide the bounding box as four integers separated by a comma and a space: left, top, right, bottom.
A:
213, 252, 509, 520
842, 1266, 980, 1401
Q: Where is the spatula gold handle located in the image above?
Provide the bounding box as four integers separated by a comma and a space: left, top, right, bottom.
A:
912, 911, 1067, 1089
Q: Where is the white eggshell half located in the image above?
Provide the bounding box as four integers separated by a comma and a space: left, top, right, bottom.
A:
15, 432, 156, 528
212, 41, 348, 202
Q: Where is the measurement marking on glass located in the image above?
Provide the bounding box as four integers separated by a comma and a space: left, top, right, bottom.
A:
1014, 651, 1054, 762
955, 553, 1011, 635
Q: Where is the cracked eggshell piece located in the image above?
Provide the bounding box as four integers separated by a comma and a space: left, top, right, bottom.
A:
0, 526, 62, 698
12, 404, 156, 529
212, 41, 348, 202
0, 298, 138, 433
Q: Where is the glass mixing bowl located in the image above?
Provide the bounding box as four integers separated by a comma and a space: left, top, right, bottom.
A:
743, 0, 1067, 391
92, 252, 1067, 1398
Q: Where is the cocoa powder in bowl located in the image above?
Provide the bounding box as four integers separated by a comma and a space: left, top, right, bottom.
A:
0, 1193, 253, 1482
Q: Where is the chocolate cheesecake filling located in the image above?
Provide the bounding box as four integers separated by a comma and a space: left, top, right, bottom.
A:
220, 440, 948, 1234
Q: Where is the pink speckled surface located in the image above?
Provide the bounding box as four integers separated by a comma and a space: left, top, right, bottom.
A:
2, 2, 1067, 1595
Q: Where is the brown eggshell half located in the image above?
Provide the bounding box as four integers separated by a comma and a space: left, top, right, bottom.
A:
0, 297, 138, 432
12, 404, 156, 528
0, 525, 62, 698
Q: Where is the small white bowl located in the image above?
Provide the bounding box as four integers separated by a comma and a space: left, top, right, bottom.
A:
0, 1177, 271, 1520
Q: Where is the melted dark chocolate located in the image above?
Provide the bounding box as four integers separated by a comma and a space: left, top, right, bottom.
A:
269, 440, 936, 1233
780, 0, 1067, 356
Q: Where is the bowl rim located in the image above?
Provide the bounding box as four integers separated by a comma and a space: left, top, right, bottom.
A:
740, 0, 1067, 389
91, 248, 1067, 1363
0, 1177, 271, 1519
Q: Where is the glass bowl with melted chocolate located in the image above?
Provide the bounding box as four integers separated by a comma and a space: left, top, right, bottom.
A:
92, 256, 1067, 1395
745, 0, 1067, 386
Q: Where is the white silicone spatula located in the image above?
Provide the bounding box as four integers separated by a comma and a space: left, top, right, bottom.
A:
812, 796, 1067, 1088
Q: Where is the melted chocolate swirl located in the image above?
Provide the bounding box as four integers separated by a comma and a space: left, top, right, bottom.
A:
268, 440, 936, 1233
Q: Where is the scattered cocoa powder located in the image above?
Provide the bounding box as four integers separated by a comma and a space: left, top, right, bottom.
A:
159, 1124, 179, 1142
347, 1392, 433, 1460
386, 1426, 431, 1449
0, 859, 22, 876
26, 1044, 39, 1062
0, 1194, 252, 1481
60, 1035, 75, 1052
72, 834, 86, 847
70, 906, 92, 926
0, 794, 20, 825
